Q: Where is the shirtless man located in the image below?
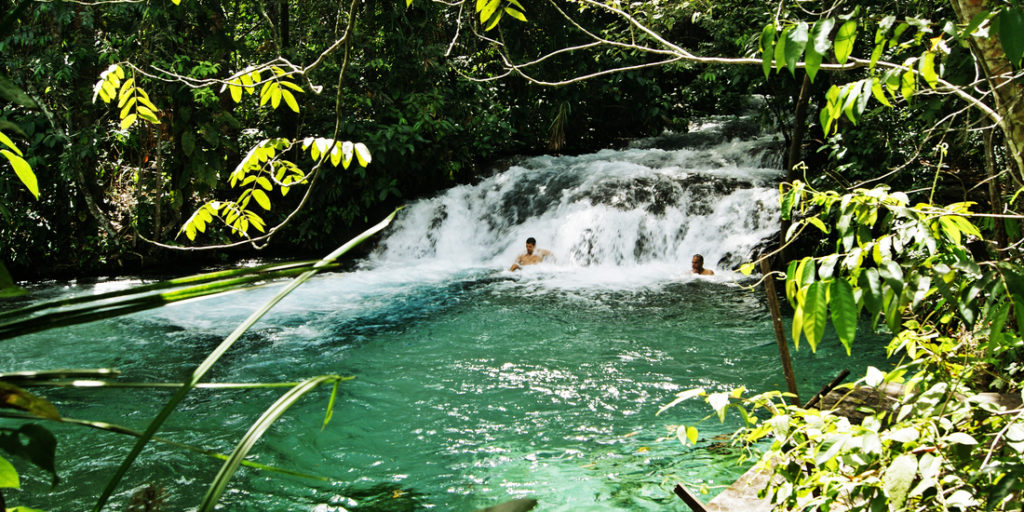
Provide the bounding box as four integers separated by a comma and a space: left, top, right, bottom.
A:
510, 237, 552, 271
692, 254, 715, 275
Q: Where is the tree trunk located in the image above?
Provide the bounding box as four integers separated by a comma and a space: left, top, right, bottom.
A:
951, 0, 1024, 186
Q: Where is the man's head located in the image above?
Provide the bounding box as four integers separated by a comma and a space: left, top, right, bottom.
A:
691, 254, 705, 273
526, 237, 537, 254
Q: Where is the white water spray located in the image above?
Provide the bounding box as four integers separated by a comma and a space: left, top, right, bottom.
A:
368, 120, 783, 286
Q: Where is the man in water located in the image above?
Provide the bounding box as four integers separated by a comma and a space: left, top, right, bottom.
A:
692, 254, 715, 275
510, 237, 552, 271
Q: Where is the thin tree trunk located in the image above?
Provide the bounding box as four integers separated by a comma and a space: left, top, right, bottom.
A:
951, 0, 1024, 186
779, 73, 813, 265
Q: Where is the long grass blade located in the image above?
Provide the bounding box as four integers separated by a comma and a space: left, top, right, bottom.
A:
199, 375, 341, 512
0, 260, 321, 322
93, 210, 398, 512
0, 263, 338, 340
4, 373, 352, 390
0, 411, 329, 481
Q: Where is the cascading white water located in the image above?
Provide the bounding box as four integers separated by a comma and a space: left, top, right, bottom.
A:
369, 118, 784, 283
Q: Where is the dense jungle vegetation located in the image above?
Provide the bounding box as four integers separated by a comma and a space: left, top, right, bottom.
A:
3, 0, 1024, 510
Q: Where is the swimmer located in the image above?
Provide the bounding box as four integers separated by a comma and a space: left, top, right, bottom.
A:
510, 237, 552, 271
692, 254, 714, 275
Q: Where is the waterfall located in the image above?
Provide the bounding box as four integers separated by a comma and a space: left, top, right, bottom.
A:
369, 117, 783, 281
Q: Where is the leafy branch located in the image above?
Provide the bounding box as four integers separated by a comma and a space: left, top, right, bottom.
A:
178, 137, 371, 243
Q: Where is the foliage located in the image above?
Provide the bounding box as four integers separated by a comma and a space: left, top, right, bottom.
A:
690, 182, 1024, 510
0, 130, 37, 200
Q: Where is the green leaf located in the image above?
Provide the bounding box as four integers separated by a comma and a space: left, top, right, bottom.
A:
803, 281, 828, 351
0, 424, 59, 486
919, 51, 938, 89
830, 279, 857, 354
870, 77, 892, 107
841, 81, 863, 124
774, 26, 791, 75
901, 69, 916, 103
739, 262, 755, 276
810, 18, 834, 54
987, 476, 1019, 511
1, 149, 39, 200
792, 300, 804, 349
859, 268, 883, 315
804, 48, 823, 83
707, 392, 730, 422
0, 455, 19, 489
760, 24, 776, 79
997, 7, 1024, 66
870, 41, 885, 71
834, 20, 858, 64
883, 454, 917, 509
182, 131, 196, 157
0, 73, 38, 109
784, 22, 809, 77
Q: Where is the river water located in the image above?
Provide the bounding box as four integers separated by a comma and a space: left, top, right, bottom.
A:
2, 118, 891, 511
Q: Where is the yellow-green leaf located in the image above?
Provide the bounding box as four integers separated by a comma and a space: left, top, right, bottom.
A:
0, 131, 22, 156
119, 98, 137, 119
256, 176, 272, 190
0, 455, 19, 489
341, 141, 354, 169
229, 81, 242, 103
101, 81, 117, 103
281, 89, 300, 113
919, 51, 938, 89
330, 143, 342, 167
120, 114, 137, 131
480, 0, 499, 22
871, 77, 892, 107
485, 10, 502, 31
279, 81, 304, 93
505, 6, 526, 22
118, 78, 135, 102
252, 188, 272, 210
271, 87, 282, 109
2, 149, 39, 199
901, 69, 916, 102
137, 106, 160, 124
354, 142, 372, 167
739, 262, 755, 275
834, 20, 858, 64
